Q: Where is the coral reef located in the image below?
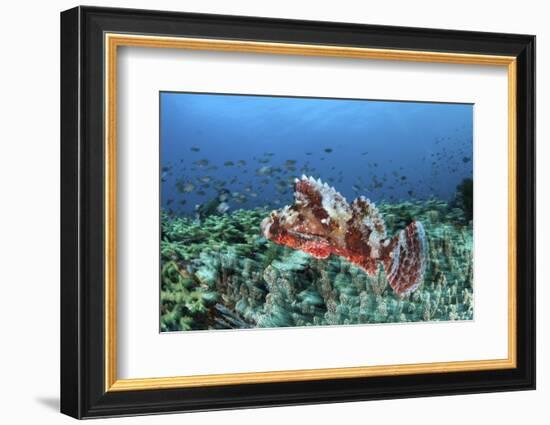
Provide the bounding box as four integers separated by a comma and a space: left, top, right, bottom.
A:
160, 198, 473, 331
261, 176, 427, 296
453, 178, 473, 222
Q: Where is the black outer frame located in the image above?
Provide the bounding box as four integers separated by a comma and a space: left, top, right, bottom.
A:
60, 5, 535, 419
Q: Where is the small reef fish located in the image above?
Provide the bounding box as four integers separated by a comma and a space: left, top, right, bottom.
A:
182, 182, 195, 193
194, 159, 209, 167
216, 202, 230, 214
256, 166, 274, 176
194, 189, 231, 220
232, 192, 248, 204
261, 176, 427, 296
198, 176, 212, 184
176, 180, 195, 193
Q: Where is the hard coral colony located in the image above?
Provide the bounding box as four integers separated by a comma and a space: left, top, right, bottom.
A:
160, 195, 474, 331
261, 176, 427, 296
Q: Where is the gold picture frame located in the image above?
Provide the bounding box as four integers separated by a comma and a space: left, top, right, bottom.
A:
104, 33, 517, 392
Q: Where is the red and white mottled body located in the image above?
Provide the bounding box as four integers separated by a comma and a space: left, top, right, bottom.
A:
260, 176, 427, 296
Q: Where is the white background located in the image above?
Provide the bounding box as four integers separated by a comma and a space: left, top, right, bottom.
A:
0, 0, 546, 424
118, 48, 508, 378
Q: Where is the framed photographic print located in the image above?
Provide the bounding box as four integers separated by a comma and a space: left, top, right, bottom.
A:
60, 6, 535, 419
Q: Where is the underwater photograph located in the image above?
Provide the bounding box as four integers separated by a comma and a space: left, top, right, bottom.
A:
160, 92, 474, 332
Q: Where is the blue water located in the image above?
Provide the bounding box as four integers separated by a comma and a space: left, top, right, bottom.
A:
160, 92, 473, 216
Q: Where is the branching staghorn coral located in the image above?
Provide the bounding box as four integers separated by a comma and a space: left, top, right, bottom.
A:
160, 198, 474, 331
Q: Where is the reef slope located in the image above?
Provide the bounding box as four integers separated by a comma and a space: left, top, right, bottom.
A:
160, 200, 473, 332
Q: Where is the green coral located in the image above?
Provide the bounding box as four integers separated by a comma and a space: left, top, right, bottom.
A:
160, 260, 219, 331
160, 201, 474, 331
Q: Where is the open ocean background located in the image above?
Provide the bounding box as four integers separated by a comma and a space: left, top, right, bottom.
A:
160, 92, 473, 217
